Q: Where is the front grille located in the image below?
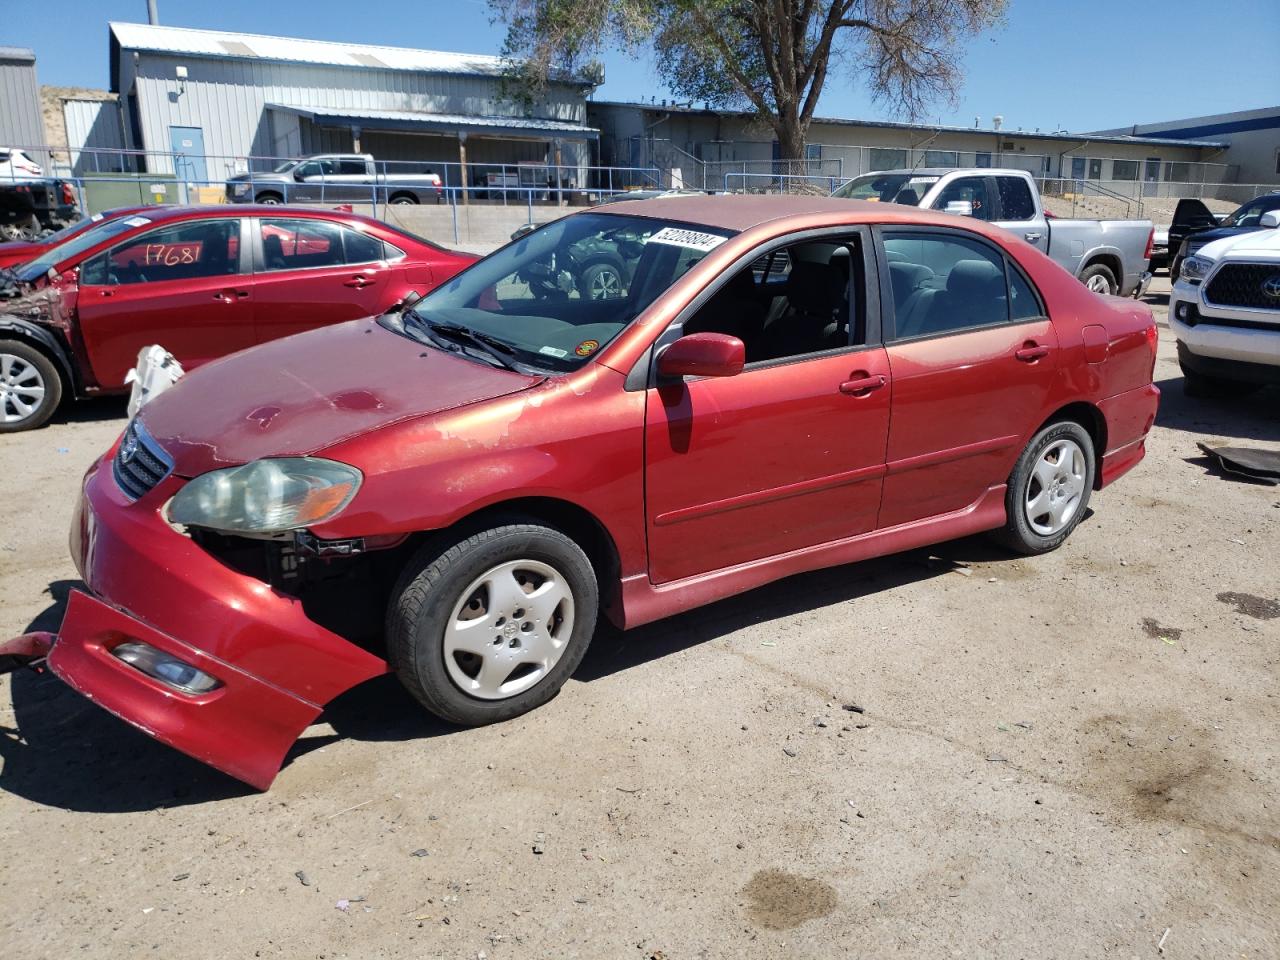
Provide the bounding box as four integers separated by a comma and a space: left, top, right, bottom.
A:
1205, 263, 1280, 311
112, 419, 174, 501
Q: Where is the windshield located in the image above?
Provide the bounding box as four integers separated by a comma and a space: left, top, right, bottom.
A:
402, 212, 734, 372
1221, 196, 1280, 228
30, 213, 107, 247
832, 173, 939, 205
18, 214, 154, 282
272, 160, 297, 173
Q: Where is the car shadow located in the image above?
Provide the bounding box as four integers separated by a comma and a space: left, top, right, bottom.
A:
2, 533, 1030, 811
57, 395, 128, 426
1153, 374, 1280, 442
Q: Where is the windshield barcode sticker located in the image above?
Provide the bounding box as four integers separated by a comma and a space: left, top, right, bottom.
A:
539, 345, 569, 358
648, 227, 727, 252
123, 216, 154, 227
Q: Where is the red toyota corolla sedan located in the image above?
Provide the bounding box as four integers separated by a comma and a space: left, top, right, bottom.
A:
2, 196, 1159, 789
0, 205, 476, 430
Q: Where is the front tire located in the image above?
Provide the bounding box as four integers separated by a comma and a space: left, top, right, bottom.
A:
389, 193, 418, 206
388, 522, 598, 726
991, 421, 1095, 555
0, 340, 62, 433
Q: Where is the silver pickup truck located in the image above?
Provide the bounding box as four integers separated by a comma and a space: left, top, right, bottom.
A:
833, 168, 1153, 297
225, 153, 443, 206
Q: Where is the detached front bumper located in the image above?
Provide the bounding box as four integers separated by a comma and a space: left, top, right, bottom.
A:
26, 454, 390, 790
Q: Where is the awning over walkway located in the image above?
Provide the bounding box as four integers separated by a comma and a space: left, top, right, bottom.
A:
266, 104, 599, 140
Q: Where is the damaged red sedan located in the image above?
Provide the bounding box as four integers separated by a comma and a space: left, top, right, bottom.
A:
3, 196, 1160, 789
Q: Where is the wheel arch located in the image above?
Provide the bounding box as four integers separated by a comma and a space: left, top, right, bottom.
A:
1036, 401, 1108, 488
425, 495, 625, 627
1078, 250, 1123, 287
0, 316, 77, 394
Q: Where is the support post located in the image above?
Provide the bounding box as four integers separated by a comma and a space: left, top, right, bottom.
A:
553, 138, 563, 208
458, 133, 469, 207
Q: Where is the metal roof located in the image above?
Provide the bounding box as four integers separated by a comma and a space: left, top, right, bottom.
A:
267, 104, 599, 140
0, 47, 36, 63
109, 22, 593, 86
591, 100, 1229, 150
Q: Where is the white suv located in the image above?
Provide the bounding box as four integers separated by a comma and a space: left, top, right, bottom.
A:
1169, 211, 1280, 397
0, 147, 44, 181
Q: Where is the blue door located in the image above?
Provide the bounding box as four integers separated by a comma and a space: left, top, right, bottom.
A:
169, 126, 208, 185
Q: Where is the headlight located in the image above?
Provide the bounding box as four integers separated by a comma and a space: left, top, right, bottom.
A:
1179, 255, 1213, 283
168, 458, 362, 534
232, 183, 249, 195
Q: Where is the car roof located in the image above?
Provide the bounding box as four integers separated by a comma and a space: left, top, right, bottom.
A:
589, 193, 962, 233
863, 167, 1033, 178
106, 204, 395, 230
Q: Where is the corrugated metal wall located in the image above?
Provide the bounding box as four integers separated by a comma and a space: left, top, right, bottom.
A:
63, 99, 127, 174
0, 50, 46, 154
119, 51, 589, 178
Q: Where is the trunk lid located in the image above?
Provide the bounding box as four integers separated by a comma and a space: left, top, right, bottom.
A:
138, 317, 542, 476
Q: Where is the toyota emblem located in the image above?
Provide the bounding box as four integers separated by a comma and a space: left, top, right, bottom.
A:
120, 432, 138, 464
1263, 273, 1280, 300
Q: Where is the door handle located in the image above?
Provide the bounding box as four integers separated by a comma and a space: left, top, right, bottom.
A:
343, 276, 373, 288
839, 374, 887, 396
1015, 344, 1050, 362
213, 289, 249, 302
1023, 232, 1043, 243
100, 289, 114, 297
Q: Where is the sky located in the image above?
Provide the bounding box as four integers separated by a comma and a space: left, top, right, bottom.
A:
10, 0, 1280, 133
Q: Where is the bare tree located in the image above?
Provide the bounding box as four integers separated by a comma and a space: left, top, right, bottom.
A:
491, 0, 1006, 160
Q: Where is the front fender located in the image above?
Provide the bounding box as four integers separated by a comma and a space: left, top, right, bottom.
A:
0, 314, 78, 391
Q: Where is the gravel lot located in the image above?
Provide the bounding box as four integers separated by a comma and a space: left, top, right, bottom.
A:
2, 278, 1277, 959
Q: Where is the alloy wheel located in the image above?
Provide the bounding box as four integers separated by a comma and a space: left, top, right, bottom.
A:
444, 559, 575, 700
0, 353, 46, 425
1024, 438, 1087, 535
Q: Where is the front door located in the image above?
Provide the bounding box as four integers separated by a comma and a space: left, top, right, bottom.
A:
1143, 157, 1161, 198
876, 227, 1059, 528
75, 217, 254, 388
251, 217, 392, 343
644, 230, 891, 584
169, 126, 207, 201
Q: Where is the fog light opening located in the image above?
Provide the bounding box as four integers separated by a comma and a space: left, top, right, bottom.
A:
111, 642, 222, 695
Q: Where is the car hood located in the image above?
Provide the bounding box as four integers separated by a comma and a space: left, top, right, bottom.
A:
138, 318, 544, 477
1197, 226, 1280, 261
0, 240, 42, 267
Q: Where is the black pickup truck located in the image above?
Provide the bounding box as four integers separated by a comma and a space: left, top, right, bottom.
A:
0, 179, 79, 240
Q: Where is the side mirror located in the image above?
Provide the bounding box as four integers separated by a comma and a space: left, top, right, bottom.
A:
657, 333, 745, 379
1261, 210, 1280, 229
944, 200, 974, 217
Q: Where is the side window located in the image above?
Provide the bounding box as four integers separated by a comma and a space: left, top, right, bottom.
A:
1008, 264, 1045, 320
932, 177, 993, 221
383, 240, 406, 261
261, 219, 345, 271
683, 236, 863, 365
342, 227, 384, 265
336, 159, 368, 176
103, 220, 240, 285
882, 232, 1007, 339
293, 161, 322, 179
996, 177, 1037, 221
80, 252, 108, 286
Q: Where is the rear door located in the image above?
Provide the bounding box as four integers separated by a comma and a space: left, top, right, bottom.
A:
74, 217, 253, 388
992, 174, 1050, 253
250, 216, 397, 343
875, 226, 1059, 528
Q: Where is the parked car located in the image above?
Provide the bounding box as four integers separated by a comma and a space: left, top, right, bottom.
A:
0, 195, 1160, 789
1167, 192, 1280, 281
1169, 211, 1280, 396
0, 205, 476, 431
833, 168, 1154, 297
1148, 226, 1170, 273
0, 206, 148, 270
0, 147, 44, 180
0, 178, 79, 240
225, 154, 444, 206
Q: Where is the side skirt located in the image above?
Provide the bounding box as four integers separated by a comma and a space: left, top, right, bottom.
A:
620, 484, 1008, 629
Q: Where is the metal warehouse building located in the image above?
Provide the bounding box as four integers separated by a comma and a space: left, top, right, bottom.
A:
106, 22, 599, 187
0, 47, 46, 153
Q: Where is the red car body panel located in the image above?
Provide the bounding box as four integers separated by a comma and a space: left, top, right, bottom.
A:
19, 196, 1159, 789
10, 205, 476, 395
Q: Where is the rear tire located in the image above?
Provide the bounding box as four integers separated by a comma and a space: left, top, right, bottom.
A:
1180, 361, 1263, 399
389, 193, 418, 206
388, 521, 598, 726
1080, 263, 1118, 296
991, 421, 1095, 555
0, 339, 62, 433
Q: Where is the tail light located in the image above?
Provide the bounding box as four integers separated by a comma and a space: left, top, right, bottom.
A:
60, 183, 76, 205
1144, 315, 1158, 379
1143, 228, 1154, 262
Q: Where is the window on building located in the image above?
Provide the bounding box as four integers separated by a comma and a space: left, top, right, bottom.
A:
925, 150, 960, 168
975, 152, 992, 168
1088, 158, 1103, 180
869, 148, 909, 170
1111, 159, 1140, 180
805, 143, 823, 161
1165, 162, 1192, 183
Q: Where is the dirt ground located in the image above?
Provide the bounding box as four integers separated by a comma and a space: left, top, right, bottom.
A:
1, 277, 1277, 960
